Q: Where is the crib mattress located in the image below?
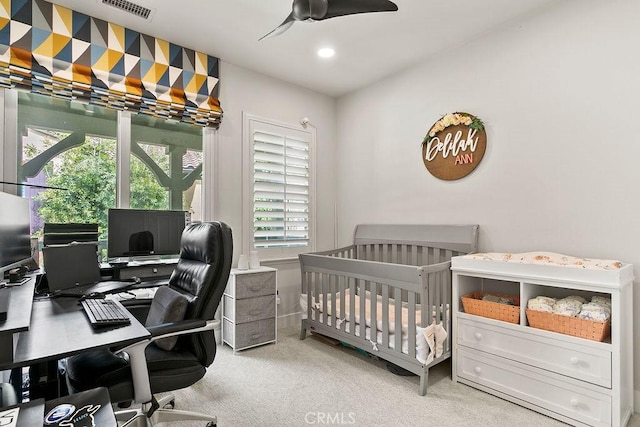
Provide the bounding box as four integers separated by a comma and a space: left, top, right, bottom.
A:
300, 290, 448, 364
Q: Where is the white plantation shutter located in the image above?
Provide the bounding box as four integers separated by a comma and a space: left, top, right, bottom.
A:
244, 115, 315, 258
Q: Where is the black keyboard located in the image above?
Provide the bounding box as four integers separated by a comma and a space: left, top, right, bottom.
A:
81, 298, 131, 328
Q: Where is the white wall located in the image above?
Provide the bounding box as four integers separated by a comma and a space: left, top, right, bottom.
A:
215, 62, 337, 326
336, 0, 640, 389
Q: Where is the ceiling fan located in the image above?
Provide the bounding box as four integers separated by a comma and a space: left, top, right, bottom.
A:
260, 0, 399, 41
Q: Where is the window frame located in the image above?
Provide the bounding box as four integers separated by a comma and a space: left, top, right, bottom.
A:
0, 87, 217, 248
242, 113, 316, 261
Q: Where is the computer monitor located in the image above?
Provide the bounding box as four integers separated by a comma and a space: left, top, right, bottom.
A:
107, 208, 187, 259
0, 191, 32, 276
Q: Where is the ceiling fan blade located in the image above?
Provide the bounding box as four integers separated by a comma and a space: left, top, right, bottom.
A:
322, 0, 398, 20
259, 13, 296, 41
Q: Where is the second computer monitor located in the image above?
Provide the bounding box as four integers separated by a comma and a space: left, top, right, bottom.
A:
107, 208, 187, 259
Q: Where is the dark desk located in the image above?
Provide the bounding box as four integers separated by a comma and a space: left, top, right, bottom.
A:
0, 277, 153, 404
3, 388, 118, 426
0, 277, 36, 363
0, 398, 45, 426
11, 298, 149, 367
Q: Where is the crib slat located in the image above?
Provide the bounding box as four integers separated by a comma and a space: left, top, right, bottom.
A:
408, 292, 416, 359
370, 281, 377, 342
444, 270, 451, 354
445, 249, 453, 262
426, 271, 434, 326
394, 287, 402, 353
322, 273, 329, 326
382, 285, 389, 348
349, 276, 356, 337
434, 247, 441, 264
359, 279, 366, 342
339, 275, 346, 332
331, 274, 337, 329
404, 245, 409, 265
305, 272, 312, 320
313, 272, 320, 321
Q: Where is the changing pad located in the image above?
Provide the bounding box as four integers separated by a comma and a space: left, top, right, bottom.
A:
462, 252, 621, 270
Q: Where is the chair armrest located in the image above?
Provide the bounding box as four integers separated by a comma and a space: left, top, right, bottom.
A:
120, 297, 154, 307
146, 319, 207, 338
115, 319, 218, 359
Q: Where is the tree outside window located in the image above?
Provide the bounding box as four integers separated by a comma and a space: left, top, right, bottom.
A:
17, 92, 203, 261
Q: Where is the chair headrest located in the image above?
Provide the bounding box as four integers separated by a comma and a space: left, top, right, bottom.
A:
179, 222, 227, 265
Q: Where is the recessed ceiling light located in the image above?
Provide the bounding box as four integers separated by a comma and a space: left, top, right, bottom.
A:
317, 48, 335, 58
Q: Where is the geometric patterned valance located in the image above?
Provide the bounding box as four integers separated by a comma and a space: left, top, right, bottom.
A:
0, 0, 222, 128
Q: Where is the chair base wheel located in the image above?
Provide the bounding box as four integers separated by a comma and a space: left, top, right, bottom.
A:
206, 423, 216, 427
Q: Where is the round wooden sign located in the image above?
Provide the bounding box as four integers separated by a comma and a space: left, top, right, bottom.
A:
421, 112, 486, 181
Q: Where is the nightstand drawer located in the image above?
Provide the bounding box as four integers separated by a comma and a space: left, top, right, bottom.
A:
223, 318, 276, 350
458, 317, 611, 388
223, 295, 275, 323
227, 271, 276, 299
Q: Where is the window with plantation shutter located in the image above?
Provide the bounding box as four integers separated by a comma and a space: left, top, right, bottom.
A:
243, 114, 315, 259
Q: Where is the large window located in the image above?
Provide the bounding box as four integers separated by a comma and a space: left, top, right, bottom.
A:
131, 114, 204, 220
244, 114, 315, 260
10, 91, 205, 261
18, 93, 117, 256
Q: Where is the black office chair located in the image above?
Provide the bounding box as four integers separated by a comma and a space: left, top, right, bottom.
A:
65, 221, 232, 426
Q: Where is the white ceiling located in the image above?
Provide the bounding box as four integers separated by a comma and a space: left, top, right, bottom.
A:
49, 0, 558, 97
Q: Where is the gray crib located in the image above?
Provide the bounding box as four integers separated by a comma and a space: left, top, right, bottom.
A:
299, 224, 478, 395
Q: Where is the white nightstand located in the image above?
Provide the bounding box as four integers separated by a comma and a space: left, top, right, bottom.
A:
222, 266, 277, 352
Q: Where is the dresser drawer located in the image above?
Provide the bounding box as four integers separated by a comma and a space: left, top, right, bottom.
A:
223, 318, 276, 350
223, 295, 275, 323
227, 270, 276, 298
458, 317, 612, 388
457, 347, 611, 427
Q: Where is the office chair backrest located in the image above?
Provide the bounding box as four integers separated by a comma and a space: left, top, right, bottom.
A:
168, 221, 233, 367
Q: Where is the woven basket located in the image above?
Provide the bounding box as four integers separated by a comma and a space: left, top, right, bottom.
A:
526, 309, 610, 342
461, 292, 520, 324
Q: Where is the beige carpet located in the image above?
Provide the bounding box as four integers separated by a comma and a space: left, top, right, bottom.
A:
162, 327, 640, 426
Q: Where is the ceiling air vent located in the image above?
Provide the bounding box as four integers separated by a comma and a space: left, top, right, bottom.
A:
101, 0, 153, 19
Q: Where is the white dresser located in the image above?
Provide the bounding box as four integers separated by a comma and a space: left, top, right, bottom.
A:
451, 255, 634, 427
222, 267, 277, 352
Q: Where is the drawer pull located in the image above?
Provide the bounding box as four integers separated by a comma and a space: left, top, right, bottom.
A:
249, 285, 263, 292
474, 366, 482, 375
570, 398, 580, 407
474, 332, 482, 341
250, 333, 262, 339
249, 309, 263, 316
